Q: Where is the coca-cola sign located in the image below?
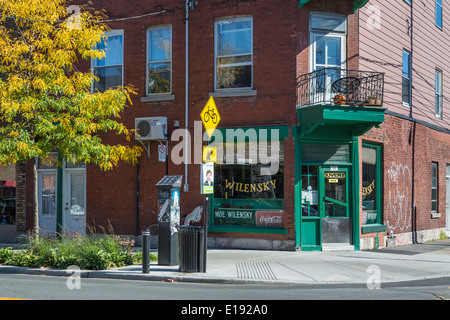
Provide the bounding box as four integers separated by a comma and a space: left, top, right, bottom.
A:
255, 211, 284, 227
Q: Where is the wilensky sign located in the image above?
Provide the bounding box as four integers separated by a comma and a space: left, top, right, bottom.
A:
224, 179, 278, 193
214, 209, 284, 227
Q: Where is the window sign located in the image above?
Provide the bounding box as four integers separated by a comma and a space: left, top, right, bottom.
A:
362, 144, 380, 225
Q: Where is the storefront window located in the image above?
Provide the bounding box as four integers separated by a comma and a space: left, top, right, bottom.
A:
362, 144, 381, 225
213, 141, 284, 227
0, 164, 16, 225
301, 166, 318, 217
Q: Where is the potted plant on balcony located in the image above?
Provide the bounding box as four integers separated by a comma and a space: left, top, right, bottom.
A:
367, 95, 376, 105
375, 96, 382, 106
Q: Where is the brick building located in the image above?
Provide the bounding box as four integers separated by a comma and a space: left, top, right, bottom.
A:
10, 0, 450, 251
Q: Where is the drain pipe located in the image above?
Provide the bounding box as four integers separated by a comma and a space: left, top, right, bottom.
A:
184, 0, 190, 192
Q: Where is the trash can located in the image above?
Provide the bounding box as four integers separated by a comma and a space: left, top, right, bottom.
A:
178, 225, 205, 272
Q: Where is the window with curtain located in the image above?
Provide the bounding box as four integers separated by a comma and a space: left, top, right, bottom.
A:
92, 30, 123, 92
215, 17, 253, 89
147, 26, 172, 94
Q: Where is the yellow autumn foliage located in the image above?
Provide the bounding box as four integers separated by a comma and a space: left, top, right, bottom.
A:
0, 0, 142, 169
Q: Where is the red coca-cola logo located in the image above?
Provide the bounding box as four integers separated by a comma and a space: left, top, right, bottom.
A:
255, 211, 284, 227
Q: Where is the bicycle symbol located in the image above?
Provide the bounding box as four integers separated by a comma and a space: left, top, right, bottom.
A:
203, 106, 218, 124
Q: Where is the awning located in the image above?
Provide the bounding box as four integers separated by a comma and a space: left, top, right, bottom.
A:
298, 0, 370, 13
294, 105, 386, 140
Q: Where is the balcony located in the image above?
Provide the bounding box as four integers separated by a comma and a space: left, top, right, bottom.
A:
296, 68, 385, 109
295, 68, 386, 139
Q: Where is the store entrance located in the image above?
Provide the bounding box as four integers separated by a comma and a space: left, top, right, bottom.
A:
300, 164, 352, 250
320, 166, 351, 244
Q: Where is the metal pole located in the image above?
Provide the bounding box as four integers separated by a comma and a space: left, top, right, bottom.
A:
142, 228, 150, 274
184, 0, 190, 192
203, 195, 208, 272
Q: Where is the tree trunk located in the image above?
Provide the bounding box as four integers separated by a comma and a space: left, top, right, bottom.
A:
33, 160, 39, 235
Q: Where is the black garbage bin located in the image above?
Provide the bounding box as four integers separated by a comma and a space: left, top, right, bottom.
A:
178, 225, 205, 272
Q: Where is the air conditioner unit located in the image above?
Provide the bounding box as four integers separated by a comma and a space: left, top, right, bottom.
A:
135, 117, 167, 140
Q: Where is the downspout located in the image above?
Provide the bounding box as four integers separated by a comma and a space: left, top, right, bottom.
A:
184, 0, 190, 192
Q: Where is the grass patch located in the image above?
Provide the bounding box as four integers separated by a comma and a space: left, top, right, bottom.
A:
0, 226, 156, 270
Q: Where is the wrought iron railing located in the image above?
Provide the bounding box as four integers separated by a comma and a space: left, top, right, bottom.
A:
296, 68, 385, 108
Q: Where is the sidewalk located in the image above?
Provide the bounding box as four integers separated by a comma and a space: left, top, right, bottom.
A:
1, 239, 450, 285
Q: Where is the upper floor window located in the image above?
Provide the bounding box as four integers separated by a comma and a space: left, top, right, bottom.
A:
431, 162, 438, 212
215, 16, 253, 90
92, 30, 123, 92
402, 49, 411, 106
436, 69, 443, 118
436, 0, 443, 28
147, 26, 172, 95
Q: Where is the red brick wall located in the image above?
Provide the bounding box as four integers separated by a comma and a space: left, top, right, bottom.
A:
361, 113, 450, 245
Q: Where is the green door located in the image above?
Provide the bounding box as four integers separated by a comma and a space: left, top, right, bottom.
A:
319, 166, 352, 244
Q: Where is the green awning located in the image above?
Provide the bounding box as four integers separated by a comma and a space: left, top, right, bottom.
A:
298, 0, 370, 12
295, 105, 386, 140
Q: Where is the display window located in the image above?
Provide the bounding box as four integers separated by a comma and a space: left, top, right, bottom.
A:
0, 164, 16, 225
212, 140, 284, 228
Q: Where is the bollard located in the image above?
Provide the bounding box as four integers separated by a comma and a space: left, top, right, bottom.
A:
142, 228, 150, 274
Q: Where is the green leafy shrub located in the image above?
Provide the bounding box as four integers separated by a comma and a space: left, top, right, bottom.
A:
1, 225, 149, 270
4, 251, 37, 267
0, 247, 13, 264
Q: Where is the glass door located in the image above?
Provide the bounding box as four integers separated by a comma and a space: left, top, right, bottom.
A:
322, 169, 349, 217
62, 169, 86, 235
311, 33, 345, 103
319, 166, 351, 244
38, 173, 57, 235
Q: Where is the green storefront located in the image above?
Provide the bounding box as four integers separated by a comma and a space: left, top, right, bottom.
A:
208, 126, 290, 238
293, 104, 385, 251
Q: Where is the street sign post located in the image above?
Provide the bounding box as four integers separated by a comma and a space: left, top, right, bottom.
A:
199, 96, 221, 273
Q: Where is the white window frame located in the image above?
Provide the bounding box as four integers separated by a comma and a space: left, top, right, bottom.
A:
146, 25, 172, 96
309, 12, 347, 73
402, 49, 411, 107
431, 162, 438, 212
91, 29, 124, 93
435, 69, 443, 118
214, 16, 253, 91
436, 0, 443, 29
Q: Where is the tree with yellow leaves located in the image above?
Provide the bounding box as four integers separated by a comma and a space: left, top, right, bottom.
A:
0, 0, 142, 234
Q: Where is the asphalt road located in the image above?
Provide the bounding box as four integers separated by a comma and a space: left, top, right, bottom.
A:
0, 273, 449, 301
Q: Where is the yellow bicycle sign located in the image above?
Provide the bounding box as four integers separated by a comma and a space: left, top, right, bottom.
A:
200, 96, 221, 138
